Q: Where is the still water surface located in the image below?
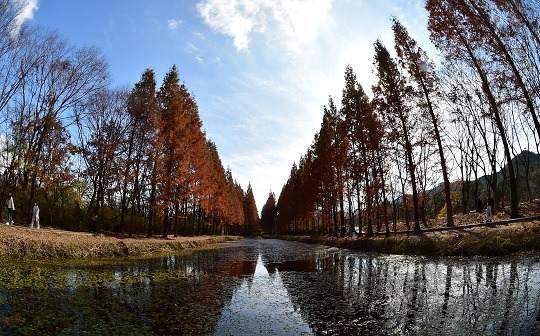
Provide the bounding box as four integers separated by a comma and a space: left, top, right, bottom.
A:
0, 238, 539, 335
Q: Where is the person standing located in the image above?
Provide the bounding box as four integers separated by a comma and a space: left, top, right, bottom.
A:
91, 213, 98, 233
6, 194, 14, 225
477, 198, 484, 214
30, 203, 40, 229
486, 195, 495, 222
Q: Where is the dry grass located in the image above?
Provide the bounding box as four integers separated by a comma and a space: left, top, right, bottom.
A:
391, 199, 540, 232
282, 201, 540, 256
0, 225, 239, 259
282, 218, 540, 256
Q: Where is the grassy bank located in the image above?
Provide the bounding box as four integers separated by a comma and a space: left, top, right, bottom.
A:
0, 225, 239, 259
278, 218, 540, 256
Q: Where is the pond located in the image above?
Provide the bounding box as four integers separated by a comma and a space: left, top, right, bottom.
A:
0, 238, 539, 335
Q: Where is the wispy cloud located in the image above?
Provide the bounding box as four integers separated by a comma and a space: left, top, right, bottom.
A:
10, 0, 39, 38
194, 31, 206, 40
195, 55, 204, 63
195, 0, 433, 209
167, 18, 180, 31
196, 0, 333, 54
186, 42, 200, 52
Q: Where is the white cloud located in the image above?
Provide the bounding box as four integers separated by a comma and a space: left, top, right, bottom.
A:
195, 55, 204, 63
187, 42, 200, 52
196, 0, 333, 54
167, 18, 180, 31
10, 0, 39, 38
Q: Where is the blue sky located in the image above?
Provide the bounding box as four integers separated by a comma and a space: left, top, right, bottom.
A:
23, 0, 433, 212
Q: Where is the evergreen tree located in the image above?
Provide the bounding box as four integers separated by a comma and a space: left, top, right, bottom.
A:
243, 183, 259, 235
123, 69, 159, 236
261, 192, 277, 235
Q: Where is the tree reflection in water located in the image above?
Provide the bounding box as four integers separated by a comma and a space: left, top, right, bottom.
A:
265, 245, 540, 335
0, 239, 538, 335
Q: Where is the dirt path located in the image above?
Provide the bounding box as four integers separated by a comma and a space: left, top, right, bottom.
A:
371, 215, 540, 235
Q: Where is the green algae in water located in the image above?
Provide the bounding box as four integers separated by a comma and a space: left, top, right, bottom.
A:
0, 255, 219, 335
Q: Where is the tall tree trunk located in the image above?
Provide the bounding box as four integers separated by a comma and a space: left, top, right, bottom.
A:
419, 75, 453, 226
377, 155, 390, 235
473, 58, 519, 217
183, 198, 188, 236
337, 169, 346, 237
332, 202, 338, 237
147, 165, 158, 238
393, 151, 410, 231
119, 134, 135, 234
356, 179, 363, 235
119, 182, 128, 234
361, 147, 374, 236
197, 202, 202, 236
162, 208, 169, 238
402, 120, 421, 232
347, 187, 354, 236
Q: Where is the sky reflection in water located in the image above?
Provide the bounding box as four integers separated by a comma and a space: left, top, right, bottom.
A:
215, 254, 312, 335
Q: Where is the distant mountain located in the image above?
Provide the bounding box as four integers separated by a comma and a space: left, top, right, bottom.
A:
479, 150, 540, 186
392, 151, 539, 205
509, 150, 540, 173
426, 150, 540, 196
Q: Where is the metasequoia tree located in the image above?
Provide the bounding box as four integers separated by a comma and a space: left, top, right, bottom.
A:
243, 183, 259, 235
277, 163, 298, 234
185, 102, 213, 236
312, 128, 333, 235
373, 40, 421, 232
392, 18, 454, 226
120, 69, 158, 235
261, 191, 277, 235
300, 149, 319, 233
317, 97, 348, 236
441, 62, 501, 212
222, 168, 245, 234
204, 140, 230, 233
277, 150, 318, 235
340, 65, 385, 235
156, 65, 191, 237
315, 118, 332, 235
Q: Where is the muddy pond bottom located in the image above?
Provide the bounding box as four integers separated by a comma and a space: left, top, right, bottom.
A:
0, 238, 539, 335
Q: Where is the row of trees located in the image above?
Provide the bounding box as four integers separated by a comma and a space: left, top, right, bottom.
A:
272, 0, 540, 236
0, 0, 259, 236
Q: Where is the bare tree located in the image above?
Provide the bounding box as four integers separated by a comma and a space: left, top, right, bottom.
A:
7, 30, 109, 224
